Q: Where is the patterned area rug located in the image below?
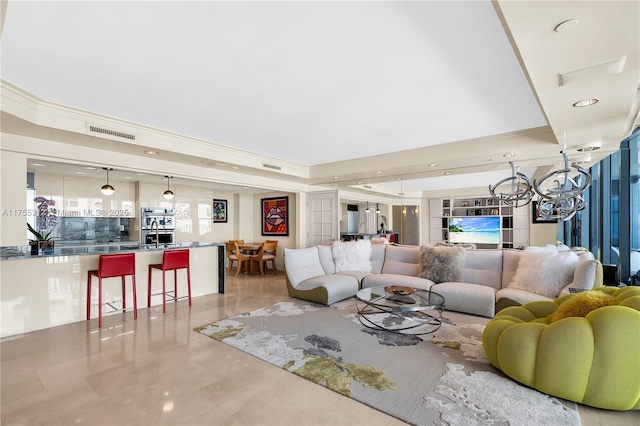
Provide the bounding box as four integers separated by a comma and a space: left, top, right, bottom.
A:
194, 298, 580, 426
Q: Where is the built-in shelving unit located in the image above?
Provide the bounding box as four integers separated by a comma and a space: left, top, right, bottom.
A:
429, 197, 530, 249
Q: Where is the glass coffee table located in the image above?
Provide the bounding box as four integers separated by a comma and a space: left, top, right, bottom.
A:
355, 286, 445, 335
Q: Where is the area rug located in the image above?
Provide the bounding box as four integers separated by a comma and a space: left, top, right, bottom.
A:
194, 299, 580, 425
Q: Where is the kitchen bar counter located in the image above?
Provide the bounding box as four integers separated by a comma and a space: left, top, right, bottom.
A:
0, 242, 225, 338
0, 241, 218, 260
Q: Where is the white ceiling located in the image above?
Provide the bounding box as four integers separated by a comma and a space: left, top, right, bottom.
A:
1, 1, 639, 196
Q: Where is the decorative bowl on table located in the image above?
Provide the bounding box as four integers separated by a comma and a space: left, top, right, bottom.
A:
384, 286, 416, 296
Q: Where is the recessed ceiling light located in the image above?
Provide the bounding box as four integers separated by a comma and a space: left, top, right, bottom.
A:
503, 152, 516, 158
357, 181, 363, 185
573, 98, 599, 107
232, 166, 241, 170
375, 170, 383, 174
74, 171, 86, 175
395, 177, 401, 181
444, 171, 453, 175
85, 166, 97, 170
576, 142, 602, 152
333, 176, 340, 180
428, 163, 437, 167
125, 176, 132, 180
31, 163, 45, 167
145, 150, 158, 155
138, 173, 146, 176
555, 19, 579, 32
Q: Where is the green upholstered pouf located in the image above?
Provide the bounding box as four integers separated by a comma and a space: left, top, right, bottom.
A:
482, 286, 640, 411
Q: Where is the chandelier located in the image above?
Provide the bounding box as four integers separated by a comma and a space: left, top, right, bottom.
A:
488, 161, 534, 207
489, 151, 592, 222
533, 151, 591, 222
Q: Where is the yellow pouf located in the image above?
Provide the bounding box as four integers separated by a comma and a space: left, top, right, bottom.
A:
482, 286, 640, 411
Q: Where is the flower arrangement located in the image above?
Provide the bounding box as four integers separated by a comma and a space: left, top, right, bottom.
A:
27, 197, 58, 242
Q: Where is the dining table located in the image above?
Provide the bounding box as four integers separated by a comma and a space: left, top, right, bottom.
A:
239, 243, 263, 255
238, 243, 264, 274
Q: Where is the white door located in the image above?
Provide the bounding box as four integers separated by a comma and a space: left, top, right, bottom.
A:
308, 190, 338, 246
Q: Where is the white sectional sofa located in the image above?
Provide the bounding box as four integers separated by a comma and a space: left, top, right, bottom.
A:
284, 242, 602, 318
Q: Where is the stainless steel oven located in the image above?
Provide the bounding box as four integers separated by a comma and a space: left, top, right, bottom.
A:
141, 229, 175, 246
141, 207, 176, 246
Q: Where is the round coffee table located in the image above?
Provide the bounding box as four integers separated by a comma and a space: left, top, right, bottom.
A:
355, 286, 445, 335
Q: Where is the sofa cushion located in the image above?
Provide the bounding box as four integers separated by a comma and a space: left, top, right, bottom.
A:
462, 249, 503, 290
332, 240, 372, 273
317, 245, 336, 275
362, 274, 434, 291
381, 245, 420, 276
296, 274, 359, 305
431, 282, 497, 318
419, 245, 465, 283
284, 247, 326, 287
496, 287, 554, 306
508, 249, 580, 298
337, 271, 375, 284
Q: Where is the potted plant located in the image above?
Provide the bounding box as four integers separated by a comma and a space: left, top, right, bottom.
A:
28, 197, 58, 254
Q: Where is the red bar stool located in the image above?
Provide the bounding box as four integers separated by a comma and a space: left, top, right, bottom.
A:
87, 253, 137, 328
147, 249, 191, 313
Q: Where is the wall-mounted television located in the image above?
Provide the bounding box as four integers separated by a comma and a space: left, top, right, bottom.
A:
448, 216, 500, 245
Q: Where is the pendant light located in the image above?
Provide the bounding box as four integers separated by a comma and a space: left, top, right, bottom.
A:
365, 203, 370, 213
100, 167, 115, 196
376, 203, 380, 214
163, 176, 174, 200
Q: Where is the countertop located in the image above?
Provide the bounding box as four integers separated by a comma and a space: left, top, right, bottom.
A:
0, 241, 222, 260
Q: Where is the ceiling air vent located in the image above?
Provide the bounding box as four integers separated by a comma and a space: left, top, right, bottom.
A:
89, 125, 136, 140
262, 163, 282, 171
363, 185, 372, 189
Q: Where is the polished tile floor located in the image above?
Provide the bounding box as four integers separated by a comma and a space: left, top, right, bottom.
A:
1, 272, 638, 425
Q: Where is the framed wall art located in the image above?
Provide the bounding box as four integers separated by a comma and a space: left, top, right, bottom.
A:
212, 199, 228, 223
262, 196, 289, 236
532, 200, 558, 224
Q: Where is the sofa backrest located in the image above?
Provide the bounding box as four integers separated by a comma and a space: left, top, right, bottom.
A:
502, 249, 521, 288
370, 244, 386, 274
317, 245, 335, 275
381, 244, 420, 276
501, 248, 598, 289
462, 249, 504, 290
284, 246, 327, 287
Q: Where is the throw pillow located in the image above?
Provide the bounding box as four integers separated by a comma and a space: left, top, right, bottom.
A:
332, 240, 372, 272
508, 249, 580, 298
549, 291, 617, 322
419, 245, 465, 283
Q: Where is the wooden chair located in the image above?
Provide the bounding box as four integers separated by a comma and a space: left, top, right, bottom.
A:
231, 242, 254, 277
251, 241, 278, 275
265, 240, 278, 271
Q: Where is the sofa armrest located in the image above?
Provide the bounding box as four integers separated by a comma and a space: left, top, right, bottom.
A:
560, 259, 602, 295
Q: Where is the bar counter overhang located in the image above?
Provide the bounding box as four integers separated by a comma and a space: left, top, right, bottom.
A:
0, 242, 225, 338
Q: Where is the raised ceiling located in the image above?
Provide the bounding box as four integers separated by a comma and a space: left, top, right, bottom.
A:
1, 1, 638, 196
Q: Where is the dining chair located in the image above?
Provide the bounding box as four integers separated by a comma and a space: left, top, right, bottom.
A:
232, 242, 254, 276
226, 241, 240, 274
252, 241, 278, 275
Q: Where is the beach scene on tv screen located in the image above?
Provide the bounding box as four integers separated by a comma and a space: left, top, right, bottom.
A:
449, 216, 500, 244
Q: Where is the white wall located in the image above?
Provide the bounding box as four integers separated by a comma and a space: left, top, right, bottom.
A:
0, 150, 28, 245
